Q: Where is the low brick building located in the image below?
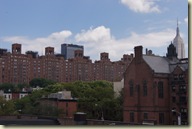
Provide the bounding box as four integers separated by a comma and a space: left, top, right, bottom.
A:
123, 44, 188, 125
40, 91, 77, 118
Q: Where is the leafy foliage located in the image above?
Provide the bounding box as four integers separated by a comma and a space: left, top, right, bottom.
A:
0, 96, 15, 115
0, 83, 29, 92
1, 80, 123, 121
29, 78, 56, 88
47, 80, 123, 120
0, 83, 14, 92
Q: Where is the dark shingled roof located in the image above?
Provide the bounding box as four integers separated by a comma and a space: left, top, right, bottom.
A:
143, 55, 170, 73
143, 55, 188, 74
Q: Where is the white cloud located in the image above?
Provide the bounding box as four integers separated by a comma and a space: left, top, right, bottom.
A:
75, 26, 112, 42
75, 26, 175, 61
2, 30, 72, 55
184, 17, 188, 25
2, 26, 177, 61
120, 0, 160, 13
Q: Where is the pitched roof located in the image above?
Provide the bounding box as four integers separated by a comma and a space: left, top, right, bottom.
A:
143, 55, 171, 73
143, 55, 188, 74
169, 63, 188, 73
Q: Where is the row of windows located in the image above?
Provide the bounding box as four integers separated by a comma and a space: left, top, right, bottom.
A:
4, 94, 26, 99
172, 96, 187, 103
172, 85, 186, 91
129, 80, 164, 98
174, 74, 184, 79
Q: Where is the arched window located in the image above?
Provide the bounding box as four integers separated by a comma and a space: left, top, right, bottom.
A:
158, 81, 164, 98
143, 80, 147, 96
129, 80, 134, 96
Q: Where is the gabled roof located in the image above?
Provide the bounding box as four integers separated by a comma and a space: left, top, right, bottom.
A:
143, 55, 171, 74
143, 55, 188, 74
169, 63, 188, 73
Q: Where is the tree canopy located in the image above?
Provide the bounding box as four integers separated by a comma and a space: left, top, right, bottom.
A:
1, 80, 123, 121
29, 78, 56, 88
44, 81, 123, 120
0, 83, 29, 92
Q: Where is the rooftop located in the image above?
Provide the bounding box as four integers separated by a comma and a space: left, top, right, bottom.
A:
143, 55, 171, 74
143, 55, 188, 74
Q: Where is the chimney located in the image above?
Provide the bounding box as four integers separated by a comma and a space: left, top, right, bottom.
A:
131, 53, 134, 58
45, 47, 54, 55
12, 43, 22, 54
100, 52, 109, 60
134, 46, 143, 63
75, 50, 83, 58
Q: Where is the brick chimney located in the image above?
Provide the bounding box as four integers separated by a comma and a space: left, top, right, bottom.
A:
75, 50, 83, 58
100, 52, 109, 60
12, 43, 21, 54
45, 47, 54, 55
134, 46, 143, 63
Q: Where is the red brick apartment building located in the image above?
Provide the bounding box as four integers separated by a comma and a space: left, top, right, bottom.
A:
123, 44, 188, 125
0, 43, 133, 84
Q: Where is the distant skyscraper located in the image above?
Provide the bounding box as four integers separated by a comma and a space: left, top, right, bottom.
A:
172, 20, 185, 59
61, 43, 84, 60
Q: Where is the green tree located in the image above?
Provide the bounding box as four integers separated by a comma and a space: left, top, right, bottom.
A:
0, 83, 14, 92
0, 83, 29, 92
29, 78, 56, 88
14, 89, 49, 115
0, 96, 15, 115
11, 80, 123, 120
17, 83, 29, 91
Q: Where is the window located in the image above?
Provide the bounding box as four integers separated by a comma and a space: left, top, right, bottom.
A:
130, 112, 134, 122
129, 80, 134, 96
143, 80, 147, 96
20, 95, 23, 98
172, 97, 176, 103
159, 113, 164, 124
144, 113, 148, 120
179, 85, 186, 92
179, 96, 187, 104
179, 74, 184, 80
174, 74, 178, 80
158, 81, 164, 98
172, 85, 176, 92
66, 109, 68, 116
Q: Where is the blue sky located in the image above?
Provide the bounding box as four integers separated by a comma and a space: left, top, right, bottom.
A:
0, 0, 188, 61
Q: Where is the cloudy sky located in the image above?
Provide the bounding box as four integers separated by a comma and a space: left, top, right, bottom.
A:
0, 0, 188, 61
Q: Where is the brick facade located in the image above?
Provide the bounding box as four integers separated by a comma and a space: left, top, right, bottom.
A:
0, 43, 133, 84
123, 45, 188, 125
169, 60, 188, 125
58, 100, 77, 118
40, 98, 77, 118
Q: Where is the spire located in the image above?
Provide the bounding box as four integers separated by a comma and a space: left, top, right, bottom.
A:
173, 18, 185, 59
176, 18, 180, 36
